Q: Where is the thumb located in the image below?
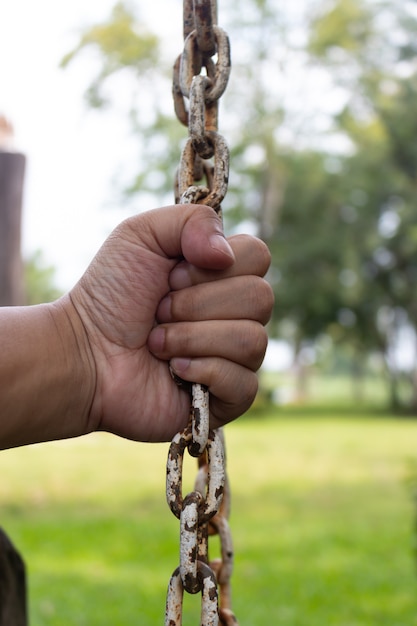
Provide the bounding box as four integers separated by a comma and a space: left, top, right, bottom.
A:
131, 204, 235, 270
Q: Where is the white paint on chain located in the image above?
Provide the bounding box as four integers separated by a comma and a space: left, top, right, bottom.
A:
192, 383, 210, 454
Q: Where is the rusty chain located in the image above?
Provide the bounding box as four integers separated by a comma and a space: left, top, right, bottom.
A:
165, 2, 238, 624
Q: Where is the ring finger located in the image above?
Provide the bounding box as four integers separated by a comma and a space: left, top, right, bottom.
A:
148, 319, 268, 372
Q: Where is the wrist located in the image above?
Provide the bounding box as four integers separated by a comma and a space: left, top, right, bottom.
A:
0, 298, 96, 449
49, 295, 97, 440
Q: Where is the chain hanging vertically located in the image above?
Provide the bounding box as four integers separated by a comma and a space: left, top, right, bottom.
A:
165, 2, 238, 624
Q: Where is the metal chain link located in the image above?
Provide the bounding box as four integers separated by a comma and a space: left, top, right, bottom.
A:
165, 2, 238, 624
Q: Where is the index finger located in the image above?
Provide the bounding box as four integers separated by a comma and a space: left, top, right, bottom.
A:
169, 234, 271, 290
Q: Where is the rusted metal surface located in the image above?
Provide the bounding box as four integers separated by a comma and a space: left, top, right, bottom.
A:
166, 427, 225, 523
209, 516, 233, 586
165, 2, 239, 624
193, 0, 217, 55
165, 567, 183, 626
165, 563, 220, 626
183, 0, 195, 40
189, 75, 216, 159
219, 608, 239, 625
190, 383, 210, 456
180, 493, 201, 593
172, 55, 189, 127
180, 27, 230, 102
199, 563, 220, 625
178, 133, 229, 212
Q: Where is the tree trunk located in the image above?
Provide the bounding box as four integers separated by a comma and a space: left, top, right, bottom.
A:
351, 351, 365, 404
0, 150, 26, 306
387, 368, 401, 411
292, 340, 310, 403
410, 336, 417, 412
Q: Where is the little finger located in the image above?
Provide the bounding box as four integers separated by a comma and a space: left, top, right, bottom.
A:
169, 356, 259, 427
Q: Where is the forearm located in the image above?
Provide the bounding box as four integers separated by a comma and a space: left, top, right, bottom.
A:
0, 296, 95, 449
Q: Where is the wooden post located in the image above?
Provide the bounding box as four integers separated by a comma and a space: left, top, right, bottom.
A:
0, 116, 28, 625
0, 116, 26, 306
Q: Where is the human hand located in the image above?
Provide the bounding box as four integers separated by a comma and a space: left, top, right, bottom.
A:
68, 204, 273, 442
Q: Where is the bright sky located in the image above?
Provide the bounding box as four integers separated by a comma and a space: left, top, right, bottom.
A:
0, 0, 182, 290
0, 0, 293, 373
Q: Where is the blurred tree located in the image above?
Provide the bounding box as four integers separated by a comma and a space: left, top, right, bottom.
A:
63, 0, 417, 408
23, 251, 62, 305
61, 2, 159, 109
61, 1, 182, 205
308, 0, 417, 408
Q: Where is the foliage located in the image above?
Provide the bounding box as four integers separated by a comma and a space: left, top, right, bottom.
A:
61, 0, 417, 409
309, 0, 374, 56
24, 251, 62, 305
61, 2, 159, 109
306, 0, 417, 406
1, 411, 415, 624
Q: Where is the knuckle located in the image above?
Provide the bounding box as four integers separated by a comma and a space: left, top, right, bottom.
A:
244, 322, 268, 367
262, 279, 275, 321
164, 322, 191, 355
170, 289, 199, 321
252, 278, 275, 323
228, 234, 271, 275
244, 235, 272, 274
256, 327, 269, 362
226, 370, 259, 419
169, 292, 185, 321
210, 365, 259, 427
241, 371, 259, 405
254, 237, 272, 274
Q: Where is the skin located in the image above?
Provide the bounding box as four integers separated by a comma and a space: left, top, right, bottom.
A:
0, 204, 273, 449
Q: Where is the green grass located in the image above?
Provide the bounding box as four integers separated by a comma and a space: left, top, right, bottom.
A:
0, 409, 416, 625
260, 370, 394, 409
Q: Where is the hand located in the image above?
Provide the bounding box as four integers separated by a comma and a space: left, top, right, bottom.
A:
70, 204, 273, 442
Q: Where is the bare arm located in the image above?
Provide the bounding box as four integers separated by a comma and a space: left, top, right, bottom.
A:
0, 300, 94, 448
0, 204, 273, 449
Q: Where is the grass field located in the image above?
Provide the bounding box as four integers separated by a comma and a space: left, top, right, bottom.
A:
0, 406, 416, 625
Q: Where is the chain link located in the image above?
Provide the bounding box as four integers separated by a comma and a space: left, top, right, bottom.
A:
165, 2, 239, 624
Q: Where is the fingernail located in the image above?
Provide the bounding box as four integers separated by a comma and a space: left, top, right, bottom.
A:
170, 357, 191, 375
209, 234, 235, 260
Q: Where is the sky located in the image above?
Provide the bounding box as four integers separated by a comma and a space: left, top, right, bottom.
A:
0, 0, 182, 289
0, 0, 291, 371
0, 0, 333, 293
3, 0, 415, 377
